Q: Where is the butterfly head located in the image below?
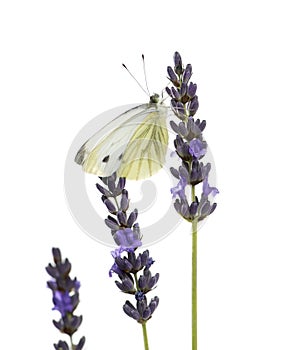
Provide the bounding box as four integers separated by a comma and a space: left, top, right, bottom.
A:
149, 93, 160, 104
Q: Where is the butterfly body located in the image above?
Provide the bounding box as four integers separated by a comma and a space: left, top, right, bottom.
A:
75, 97, 169, 180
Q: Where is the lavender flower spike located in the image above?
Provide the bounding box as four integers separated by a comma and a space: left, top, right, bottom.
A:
167, 52, 219, 350
46, 248, 85, 350
97, 172, 160, 344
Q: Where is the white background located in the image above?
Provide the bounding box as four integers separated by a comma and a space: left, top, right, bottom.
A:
1, 0, 282, 349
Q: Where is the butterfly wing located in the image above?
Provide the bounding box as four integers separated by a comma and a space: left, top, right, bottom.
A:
118, 106, 168, 180
75, 104, 168, 180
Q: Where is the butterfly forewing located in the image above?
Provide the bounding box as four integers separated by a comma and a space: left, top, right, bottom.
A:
75, 103, 168, 180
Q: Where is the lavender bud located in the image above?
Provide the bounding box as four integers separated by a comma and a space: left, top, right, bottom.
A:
105, 216, 120, 230
145, 257, 154, 270
171, 87, 180, 100
183, 64, 192, 84
70, 315, 83, 330
179, 121, 188, 137
148, 273, 159, 289
171, 99, 177, 111
174, 51, 182, 69
127, 209, 138, 227
176, 101, 185, 116
170, 167, 180, 179
170, 120, 180, 134
149, 296, 159, 313
188, 96, 199, 116
190, 202, 198, 216
117, 211, 127, 226
167, 66, 178, 83
104, 199, 117, 213
123, 301, 140, 321
181, 201, 189, 217
137, 298, 147, 316
96, 183, 111, 197
122, 276, 135, 292
120, 189, 129, 211
52, 248, 62, 264
116, 177, 126, 193
200, 201, 211, 217
142, 307, 151, 320
179, 165, 189, 181
138, 276, 146, 289
199, 120, 206, 132
134, 255, 142, 271
202, 163, 211, 179
165, 87, 173, 98
54, 340, 69, 350
76, 336, 86, 350
187, 82, 197, 98
174, 200, 181, 214
180, 83, 187, 97
141, 250, 149, 266
115, 256, 133, 271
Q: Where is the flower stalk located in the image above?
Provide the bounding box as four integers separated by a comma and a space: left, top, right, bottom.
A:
167, 52, 219, 350
142, 323, 149, 350
192, 218, 197, 350
96, 173, 160, 350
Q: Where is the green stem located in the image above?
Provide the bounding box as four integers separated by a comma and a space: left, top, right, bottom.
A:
113, 196, 120, 211
142, 322, 149, 350
134, 273, 139, 288
70, 335, 75, 350
191, 185, 197, 350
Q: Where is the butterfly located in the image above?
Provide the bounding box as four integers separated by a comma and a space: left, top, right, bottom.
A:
75, 93, 169, 180
75, 56, 170, 180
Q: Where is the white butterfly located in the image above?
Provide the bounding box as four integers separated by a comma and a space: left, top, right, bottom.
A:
75, 93, 169, 180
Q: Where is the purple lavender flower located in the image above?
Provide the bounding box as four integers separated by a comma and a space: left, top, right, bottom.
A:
46, 248, 85, 350
167, 52, 218, 222
52, 291, 75, 316
97, 173, 160, 329
171, 175, 187, 199
189, 138, 207, 159
202, 178, 219, 198
113, 228, 142, 253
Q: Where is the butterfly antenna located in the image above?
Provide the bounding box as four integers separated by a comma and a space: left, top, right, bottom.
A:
142, 54, 151, 96
122, 63, 149, 97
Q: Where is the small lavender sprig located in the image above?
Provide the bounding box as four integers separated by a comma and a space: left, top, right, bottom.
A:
96, 173, 159, 350
46, 248, 85, 350
167, 52, 219, 350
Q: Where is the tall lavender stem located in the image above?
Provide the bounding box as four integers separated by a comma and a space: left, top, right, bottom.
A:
167, 52, 219, 350
192, 186, 197, 350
